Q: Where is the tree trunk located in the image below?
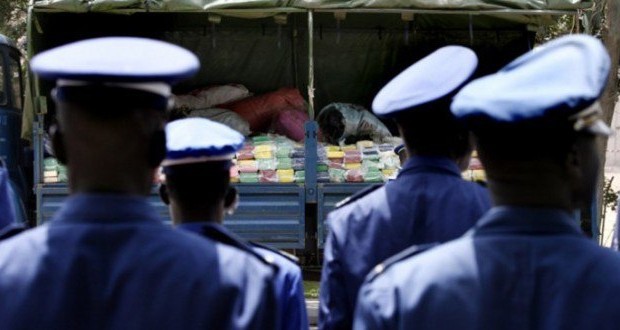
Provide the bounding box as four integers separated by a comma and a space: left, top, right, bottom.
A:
596, 0, 619, 244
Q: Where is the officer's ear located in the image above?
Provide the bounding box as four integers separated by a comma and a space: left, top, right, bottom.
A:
148, 129, 167, 168
224, 186, 239, 215
224, 186, 238, 208
50, 124, 68, 165
159, 183, 170, 205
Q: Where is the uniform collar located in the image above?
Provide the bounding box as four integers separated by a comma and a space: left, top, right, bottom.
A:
52, 193, 162, 225
473, 206, 584, 237
397, 155, 461, 178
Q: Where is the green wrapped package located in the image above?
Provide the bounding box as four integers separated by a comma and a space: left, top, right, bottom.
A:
258, 158, 277, 171
317, 163, 329, 173
276, 146, 292, 158
277, 157, 292, 170
252, 135, 272, 144
239, 172, 259, 183
329, 168, 347, 183
362, 159, 381, 171
362, 152, 381, 161
364, 169, 383, 183
44, 158, 59, 171
294, 170, 305, 183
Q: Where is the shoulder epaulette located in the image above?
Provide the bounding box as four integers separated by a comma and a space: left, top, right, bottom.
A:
249, 241, 299, 265
366, 242, 438, 282
199, 224, 279, 271
335, 184, 384, 209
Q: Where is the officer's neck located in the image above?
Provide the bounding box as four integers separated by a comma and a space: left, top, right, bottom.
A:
171, 202, 224, 225
485, 163, 573, 211
68, 166, 154, 196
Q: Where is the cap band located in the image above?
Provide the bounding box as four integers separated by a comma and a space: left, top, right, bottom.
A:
57, 79, 171, 97
161, 153, 236, 167
53, 85, 171, 110
162, 159, 233, 174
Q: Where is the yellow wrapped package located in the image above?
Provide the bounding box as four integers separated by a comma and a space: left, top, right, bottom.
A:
254, 144, 274, 153
277, 169, 295, 183
472, 169, 486, 182
356, 140, 374, 149
345, 163, 362, 170
382, 169, 396, 177
341, 145, 357, 151
327, 151, 345, 159
254, 151, 274, 159
325, 145, 341, 152
238, 160, 258, 173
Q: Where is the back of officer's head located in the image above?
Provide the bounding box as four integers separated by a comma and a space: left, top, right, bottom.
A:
451, 34, 611, 210
373, 45, 478, 161
30, 37, 199, 194
161, 118, 244, 220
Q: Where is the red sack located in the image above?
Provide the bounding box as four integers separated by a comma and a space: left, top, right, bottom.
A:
272, 109, 309, 142
219, 87, 306, 132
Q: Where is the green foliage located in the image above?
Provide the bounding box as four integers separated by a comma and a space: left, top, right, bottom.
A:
603, 176, 618, 213
535, 0, 606, 44
0, 0, 28, 51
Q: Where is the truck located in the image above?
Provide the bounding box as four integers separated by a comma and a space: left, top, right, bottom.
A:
22, 0, 591, 264
0, 34, 28, 226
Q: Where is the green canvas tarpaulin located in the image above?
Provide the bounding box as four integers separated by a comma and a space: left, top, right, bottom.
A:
31, 0, 591, 11
24, 0, 588, 140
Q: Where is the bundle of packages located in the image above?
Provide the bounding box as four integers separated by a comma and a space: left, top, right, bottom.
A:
320, 140, 403, 183
316, 103, 393, 145
43, 158, 68, 183
230, 165, 240, 183
463, 150, 486, 183
232, 134, 304, 184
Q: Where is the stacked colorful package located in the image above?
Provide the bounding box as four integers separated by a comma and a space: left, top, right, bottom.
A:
230, 135, 402, 184
320, 140, 401, 183
231, 134, 305, 183
43, 158, 68, 183
462, 150, 486, 183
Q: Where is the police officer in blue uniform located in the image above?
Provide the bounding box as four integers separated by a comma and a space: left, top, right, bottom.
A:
354, 34, 620, 330
319, 46, 492, 330
0, 37, 278, 329
159, 117, 308, 330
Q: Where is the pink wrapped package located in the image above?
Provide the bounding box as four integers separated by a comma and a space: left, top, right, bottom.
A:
346, 169, 364, 183
344, 150, 362, 164
238, 160, 258, 173
259, 170, 278, 183
236, 150, 255, 160
328, 159, 345, 169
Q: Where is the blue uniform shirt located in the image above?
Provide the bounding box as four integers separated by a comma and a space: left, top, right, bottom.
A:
319, 156, 491, 330
355, 206, 620, 330
0, 194, 278, 329
179, 222, 308, 330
